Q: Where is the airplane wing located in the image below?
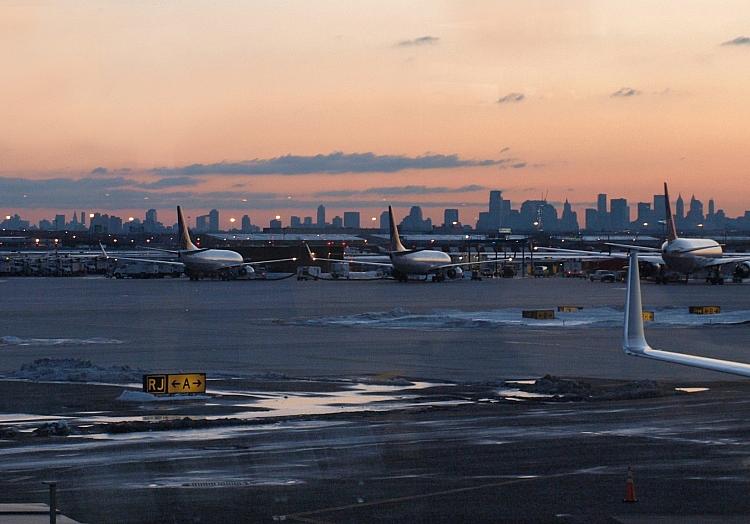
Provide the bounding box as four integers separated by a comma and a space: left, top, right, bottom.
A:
310, 255, 394, 268
623, 250, 750, 377
99, 243, 185, 267
431, 259, 510, 271
240, 257, 298, 266
698, 254, 750, 269
535, 246, 664, 266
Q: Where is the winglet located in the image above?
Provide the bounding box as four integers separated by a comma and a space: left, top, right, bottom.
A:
304, 242, 316, 261
98, 242, 109, 259
177, 206, 198, 251
622, 249, 750, 377
388, 206, 406, 252
623, 250, 649, 355
663, 182, 678, 242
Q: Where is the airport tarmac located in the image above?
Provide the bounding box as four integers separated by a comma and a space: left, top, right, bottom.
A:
1, 276, 750, 521
0, 276, 748, 381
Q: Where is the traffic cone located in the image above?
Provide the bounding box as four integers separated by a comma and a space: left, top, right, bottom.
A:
623, 466, 637, 503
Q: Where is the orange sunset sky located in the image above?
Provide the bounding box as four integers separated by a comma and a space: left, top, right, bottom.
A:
1, 1, 749, 228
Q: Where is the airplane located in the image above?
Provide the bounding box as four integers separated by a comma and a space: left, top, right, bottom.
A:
623, 249, 750, 377
308, 206, 485, 282
536, 182, 750, 284
100, 206, 297, 280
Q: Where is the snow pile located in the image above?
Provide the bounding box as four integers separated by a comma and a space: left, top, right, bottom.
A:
33, 421, 72, 437
299, 307, 750, 330
9, 358, 143, 383
1, 335, 123, 347
117, 390, 211, 402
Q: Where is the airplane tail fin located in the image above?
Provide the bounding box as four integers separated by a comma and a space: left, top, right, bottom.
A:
177, 206, 198, 251
623, 250, 649, 355
388, 206, 406, 252
663, 182, 678, 242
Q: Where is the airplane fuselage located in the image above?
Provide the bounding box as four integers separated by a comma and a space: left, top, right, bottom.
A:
661, 238, 722, 273
179, 249, 247, 272
389, 249, 453, 275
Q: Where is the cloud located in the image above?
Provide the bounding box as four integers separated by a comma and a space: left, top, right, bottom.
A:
497, 93, 525, 104
0, 176, 278, 210
314, 184, 487, 198
397, 36, 439, 47
152, 152, 502, 177
134, 177, 202, 189
721, 36, 750, 46
90, 166, 108, 175
611, 87, 640, 98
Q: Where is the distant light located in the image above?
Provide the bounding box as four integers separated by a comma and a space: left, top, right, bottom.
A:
4, 215, 9, 220
241, 198, 248, 202
275, 215, 281, 220
229, 217, 236, 223
371, 217, 377, 221
128, 217, 135, 222
452, 221, 458, 225
89, 213, 95, 218
146, 239, 151, 243
54, 238, 59, 243
113, 238, 118, 243
35, 238, 40, 243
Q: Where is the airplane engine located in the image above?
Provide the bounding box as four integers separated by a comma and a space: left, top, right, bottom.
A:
446, 267, 463, 279
734, 262, 750, 280
242, 265, 255, 277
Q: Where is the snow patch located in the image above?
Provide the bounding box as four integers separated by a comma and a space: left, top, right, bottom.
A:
1, 335, 123, 346
298, 307, 750, 330
117, 390, 211, 402
9, 358, 142, 383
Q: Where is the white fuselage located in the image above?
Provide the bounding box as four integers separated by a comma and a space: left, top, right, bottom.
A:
179, 249, 247, 273
389, 249, 452, 275
661, 238, 722, 273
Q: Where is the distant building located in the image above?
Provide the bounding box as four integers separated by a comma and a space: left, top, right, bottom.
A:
196, 215, 208, 233
316, 205, 326, 226
559, 199, 579, 231
634, 203, 651, 226
331, 215, 343, 228
400, 206, 431, 232
585, 208, 598, 230
290, 216, 302, 227
343, 211, 360, 229
208, 209, 219, 232
609, 198, 629, 230
241, 215, 252, 232
379, 210, 389, 232
54, 214, 66, 231
269, 218, 282, 229
443, 208, 459, 228
303, 216, 313, 227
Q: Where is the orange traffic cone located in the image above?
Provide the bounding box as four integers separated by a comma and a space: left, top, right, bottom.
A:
623, 466, 637, 503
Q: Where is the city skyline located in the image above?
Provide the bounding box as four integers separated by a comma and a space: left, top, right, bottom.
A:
4, 188, 749, 234
2, 2, 750, 223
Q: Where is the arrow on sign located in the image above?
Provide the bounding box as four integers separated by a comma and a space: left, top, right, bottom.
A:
193, 379, 202, 387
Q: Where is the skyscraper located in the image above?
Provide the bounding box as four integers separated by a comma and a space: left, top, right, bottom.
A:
610, 198, 629, 230
379, 210, 390, 232
241, 215, 252, 232
443, 208, 459, 227
653, 195, 666, 223
343, 211, 360, 228
317, 205, 326, 226
675, 194, 685, 220
208, 209, 219, 232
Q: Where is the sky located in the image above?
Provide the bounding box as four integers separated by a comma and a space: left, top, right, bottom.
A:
1, 0, 749, 228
